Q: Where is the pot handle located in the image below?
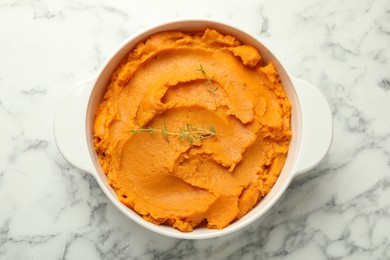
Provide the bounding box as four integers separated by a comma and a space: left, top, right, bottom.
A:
54, 79, 96, 175
292, 77, 333, 175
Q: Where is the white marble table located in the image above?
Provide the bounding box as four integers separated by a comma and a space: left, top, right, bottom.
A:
1, 0, 390, 259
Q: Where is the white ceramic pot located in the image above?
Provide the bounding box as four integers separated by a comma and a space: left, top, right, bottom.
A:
54, 19, 333, 239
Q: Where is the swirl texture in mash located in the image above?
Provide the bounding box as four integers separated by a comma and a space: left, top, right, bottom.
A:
94, 29, 292, 232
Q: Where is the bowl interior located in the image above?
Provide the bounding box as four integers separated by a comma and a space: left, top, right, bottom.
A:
86, 19, 302, 239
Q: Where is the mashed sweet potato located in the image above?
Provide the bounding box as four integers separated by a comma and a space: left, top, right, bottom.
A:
94, 29, 292, 232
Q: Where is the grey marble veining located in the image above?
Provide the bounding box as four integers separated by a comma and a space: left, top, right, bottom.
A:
1, 0, 390, 259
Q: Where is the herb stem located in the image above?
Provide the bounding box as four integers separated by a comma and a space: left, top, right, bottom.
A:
197, 65, 219, 96
133, 129, 214, 136
130, 123, 218, 144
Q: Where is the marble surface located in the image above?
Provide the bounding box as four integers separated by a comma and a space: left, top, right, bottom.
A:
1, 0, 390, 259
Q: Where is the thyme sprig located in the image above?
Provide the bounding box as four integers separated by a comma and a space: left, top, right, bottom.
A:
130, 123, 218, 144
197, 65, 219, 95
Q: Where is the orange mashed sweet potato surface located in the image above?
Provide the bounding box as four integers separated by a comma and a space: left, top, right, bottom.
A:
94, 29, 292, 232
